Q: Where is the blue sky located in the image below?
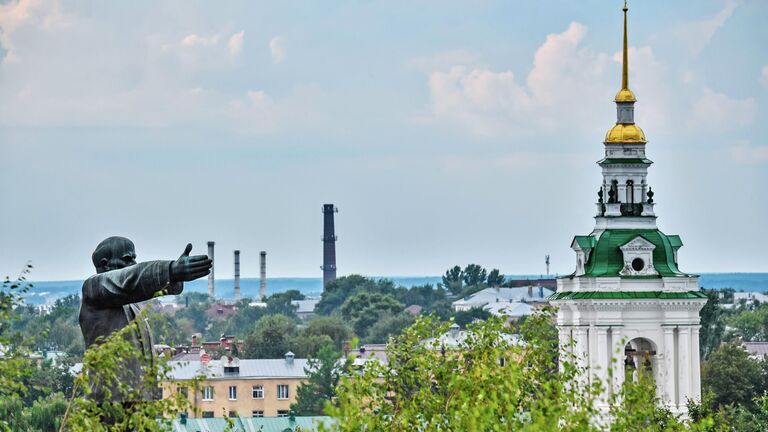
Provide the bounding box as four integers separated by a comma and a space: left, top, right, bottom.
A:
1, 0, 766, 280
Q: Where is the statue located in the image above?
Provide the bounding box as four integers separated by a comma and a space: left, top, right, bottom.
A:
78, 236, 212, 402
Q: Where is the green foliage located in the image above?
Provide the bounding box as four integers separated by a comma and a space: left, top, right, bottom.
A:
301, 316, 351, 351
451, 307, 491, 329
243, 314, 298, 358
315, 275, 396, 316
487, 269, 504, 287
726, 304, 768, 341
701, 341, 767, 412
462, 263, 487, 287
291, 344, 343, 416
393, 284, 446, 308
441, 265, 463, 295
699, 290, 726, 360
339, 292, 403, 337
364, 312, 415, 344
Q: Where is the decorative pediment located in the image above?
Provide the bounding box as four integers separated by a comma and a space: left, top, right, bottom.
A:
619, 236, 658, 276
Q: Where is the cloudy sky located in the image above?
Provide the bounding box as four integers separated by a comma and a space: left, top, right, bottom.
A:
1, 0, 766, 281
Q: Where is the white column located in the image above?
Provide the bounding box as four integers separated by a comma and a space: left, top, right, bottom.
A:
663, 327, 676, 408
611, 327, 624, 395
596, 327, 609, 397
691, 326, 702, 402
574, 327, 589, 372
678, 327, 692, 404
559, 326, 574, 368
588, 325, 599, 385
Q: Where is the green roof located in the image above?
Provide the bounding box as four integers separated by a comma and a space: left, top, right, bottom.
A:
549, 291, 707, 300
568, 229, 692, 278
573, 235, 596, 250
597, 158, 653, 165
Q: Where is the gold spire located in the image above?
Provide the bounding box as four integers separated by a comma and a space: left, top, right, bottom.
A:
614, 0, 636, 102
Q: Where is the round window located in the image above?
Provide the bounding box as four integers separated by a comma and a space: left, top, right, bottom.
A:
631, 258, 645, 272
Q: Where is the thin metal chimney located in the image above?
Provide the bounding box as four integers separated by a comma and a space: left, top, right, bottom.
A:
321, 204, 338, 289
207, 241, 215, 299
234, 250, 241, 302
259, 251, 267, 300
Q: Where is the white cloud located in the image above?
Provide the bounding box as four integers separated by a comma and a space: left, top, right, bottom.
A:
0, 0, 70, 63
761, 65, 768, 88
228, 31, 244, 57
425, 22, 615, 137
181, 33, 220, 48
672, 0, 739, 56
731, 141, 768, 163
269, 36, 285, 64
689, 87, 756, 131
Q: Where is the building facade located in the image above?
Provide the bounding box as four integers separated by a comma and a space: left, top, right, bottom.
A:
548, 4, 707, 416
163, 353, 309, 418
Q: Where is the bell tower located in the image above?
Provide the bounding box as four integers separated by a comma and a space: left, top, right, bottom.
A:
549, 2, 707, 415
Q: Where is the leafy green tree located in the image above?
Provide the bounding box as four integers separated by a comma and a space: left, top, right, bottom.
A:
292, 344, 342, 416
699, 289, 726, 360
726, 305, 768, 341
243, 314, 298, 358
462, 263, 487, 287
487, 268, 504, 287
315, 275, 396, 316
340, 292, 403, 337
702, 341, 767, 411
364, 312, 415, 343
301, 316, 352, 351
452, 307, 491, 328
291, 333, 334, 358
441, 265, 463, 295
393, 284, 446, 308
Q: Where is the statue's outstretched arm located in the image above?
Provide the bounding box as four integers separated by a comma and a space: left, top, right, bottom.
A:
82, 260, 181, 308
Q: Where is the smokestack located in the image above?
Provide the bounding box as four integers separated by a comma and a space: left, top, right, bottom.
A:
321, 204, 338, 289
234, 250, 241, 302
207, 241, 215, 299
259, 251, 267, 300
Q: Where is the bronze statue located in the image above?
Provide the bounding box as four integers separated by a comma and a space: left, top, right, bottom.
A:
79, 236, 212, 401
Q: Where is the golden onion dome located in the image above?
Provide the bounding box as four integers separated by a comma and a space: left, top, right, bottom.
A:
605, 123, 646, 143
614, 88, 636, 102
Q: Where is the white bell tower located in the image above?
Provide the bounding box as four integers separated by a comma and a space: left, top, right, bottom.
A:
549, 2, 707, 416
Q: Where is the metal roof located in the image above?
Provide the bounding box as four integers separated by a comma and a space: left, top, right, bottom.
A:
453, 287, 554, 307
168, 358, 311, 380
170, 416, 333, 432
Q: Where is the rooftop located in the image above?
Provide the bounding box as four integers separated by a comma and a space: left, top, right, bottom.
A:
167, 357, 310, 381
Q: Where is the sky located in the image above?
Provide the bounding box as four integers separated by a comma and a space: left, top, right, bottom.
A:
1, 0, 766, 281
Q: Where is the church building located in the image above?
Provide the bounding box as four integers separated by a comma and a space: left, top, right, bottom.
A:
548, 3, 707, 415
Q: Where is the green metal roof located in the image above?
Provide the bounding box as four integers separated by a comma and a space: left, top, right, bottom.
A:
568, 229, 692, 278
171, 416, 333, 432
667, 235, 683, 248
549, 291, 707, 300
573, 235, 596, 250
597, 158, 653, 165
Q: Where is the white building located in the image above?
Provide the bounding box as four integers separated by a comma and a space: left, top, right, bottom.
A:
452, 286, 553, 312
549, 4, 707, 416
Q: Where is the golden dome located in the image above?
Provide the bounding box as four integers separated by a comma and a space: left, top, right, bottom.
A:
605, 124, 646, 143
614, 88, 636, 102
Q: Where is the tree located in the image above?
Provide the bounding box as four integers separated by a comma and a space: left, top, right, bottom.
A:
462, 263, 487, 287
487, 268, 504, 287
727, 305, 768, 341
339, 292, 403, 337
291, 333, 335, 358
364, 312, 415, 344
699, 289, 726, 360
441, 265, 463, 295
301, 316, 352, 351
243, 314, 298, 359
315, 275, 396, 316
291, 344, 342, 416
264, 291, 303, 318
452, 308, 491, 328
702, 341, 767, 412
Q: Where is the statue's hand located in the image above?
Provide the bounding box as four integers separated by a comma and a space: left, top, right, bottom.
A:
170, 243, 212, 283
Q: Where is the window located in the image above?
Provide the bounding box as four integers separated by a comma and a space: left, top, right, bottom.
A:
228, 411, 238, 418
631, 257, 645, 272
228, 385, 237, 400
177, 386, 188, 398
277, 410, 290, 417
252, 385, 264, 399
202, 411, 214, 418
252, 410, 264, 418
201, 386, 213, 401
277, 384, 289, 400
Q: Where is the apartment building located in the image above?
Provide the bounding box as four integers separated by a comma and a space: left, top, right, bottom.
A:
163, 352, 309, 418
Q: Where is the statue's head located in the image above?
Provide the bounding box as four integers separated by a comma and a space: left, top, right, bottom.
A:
92, 236, 137, 273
